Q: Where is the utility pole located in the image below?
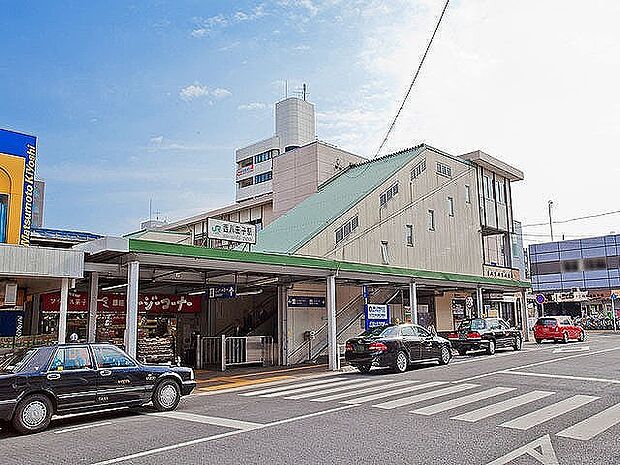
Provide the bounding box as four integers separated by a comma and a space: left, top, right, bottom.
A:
548, 200, 554, 242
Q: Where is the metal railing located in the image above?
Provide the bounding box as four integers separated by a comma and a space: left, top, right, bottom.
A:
196, 335, 274, 371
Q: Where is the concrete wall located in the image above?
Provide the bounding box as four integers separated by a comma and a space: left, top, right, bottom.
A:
272, 142, 364, 220
275, 97, 315, 150
296, 147, 484, 276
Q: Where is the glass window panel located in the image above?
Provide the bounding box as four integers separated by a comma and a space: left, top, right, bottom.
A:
93, 346, 135, 368
610, 277, 620, 287
529, 253, 539, 264
559, 240, 582, 251
561, 280, 584, 290
537, 252, 560, 262
581, 237, 605, 248
536, 242, 559, 254
584, 269, 609, 280
536, 261, 561, 274
605, 246, 617, 257
605, 235, 617, 246
561, 271, 584, 281
539, 282, 560, 291
582, 247, 606, 258
584, 279, 610, 289
560, 249, 582, 260
537, 273, 562, 283
608, 268, 620, 278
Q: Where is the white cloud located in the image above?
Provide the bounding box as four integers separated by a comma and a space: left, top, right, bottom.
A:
238, 102, 267, 111
191, 5, 266, 36
179, 83, 232, 102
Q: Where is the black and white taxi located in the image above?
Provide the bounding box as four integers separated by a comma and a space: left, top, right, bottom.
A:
0, 343, 195, 434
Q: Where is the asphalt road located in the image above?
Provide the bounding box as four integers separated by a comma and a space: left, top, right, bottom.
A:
2, 333, 620, 465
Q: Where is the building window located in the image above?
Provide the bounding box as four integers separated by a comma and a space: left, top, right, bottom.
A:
335, 215, 359, 244
0, 194, 8, 243
465, 185, 471, 204
483, 175, 494, 200
255, 171, 273, 184
411, 159, 426, 179
406, 225, 414, 247
381, 241, 390, 264
428, 210, 435, 231
447, 197, 454, 217
495, 179, 506, 204
254, 149, 278, 164
237, 178, 253, 188
436, 162, 452, 177
380, 182, 399, 207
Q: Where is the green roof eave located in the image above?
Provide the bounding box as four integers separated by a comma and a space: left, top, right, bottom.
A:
128, 239, 530, 289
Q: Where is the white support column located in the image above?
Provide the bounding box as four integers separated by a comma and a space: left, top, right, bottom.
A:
409, 281, 418, 325
125, 261, 140, 358
476, 287, 483, 318
87, 272, 99, 343
277, 285, 288, 366
520, 291, 530, 341
326, 274, 338, 371
58, 278, 69, 344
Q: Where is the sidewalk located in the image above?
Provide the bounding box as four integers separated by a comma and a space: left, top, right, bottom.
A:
194, 363, 332, 392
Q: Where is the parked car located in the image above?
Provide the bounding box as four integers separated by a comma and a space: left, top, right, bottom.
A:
447, 318, 523, 356
533, 316, 585, 343
0, 343, 196, 434
345, 324, 452, 374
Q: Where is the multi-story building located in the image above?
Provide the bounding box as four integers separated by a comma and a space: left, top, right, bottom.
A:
164, 96, 364, 244
529, 234, 620, 322
255, 144, 526, 337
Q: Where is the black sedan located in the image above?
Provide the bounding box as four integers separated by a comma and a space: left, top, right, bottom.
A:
345, 324, 452, 374
0, 343, 196, 434
447, 318, 523, 356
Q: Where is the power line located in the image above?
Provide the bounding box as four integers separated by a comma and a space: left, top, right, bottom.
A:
373, 0, 451, 159
522, 209, 620, 228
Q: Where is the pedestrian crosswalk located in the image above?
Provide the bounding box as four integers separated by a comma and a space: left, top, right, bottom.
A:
236, 375, 620, 441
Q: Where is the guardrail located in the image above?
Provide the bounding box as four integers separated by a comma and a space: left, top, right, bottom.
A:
196, 335, 274, 371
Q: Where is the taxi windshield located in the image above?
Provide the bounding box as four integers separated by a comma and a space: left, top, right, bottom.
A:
0, 348, 37, 373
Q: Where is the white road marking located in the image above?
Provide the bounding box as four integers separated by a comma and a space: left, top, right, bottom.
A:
411, 387, 515, 416
54, 422, 112, 434
90, 405, 356, 465
373, 383, 478, 410
557, 402, 620, 440
552, 345, 590, 354
452, 345, 620, 384
259, 378, 364, 398
310, 380, 418, 403
500, 370, 620, 384
486, 435, 559, 465
196, 372, 341, 396
148, 411, 262, 430
500, 395, 599, 430
284, 379, 387, 399
452, 390, 555, 423
239, 377, 344, 397
340, 381, 446, 405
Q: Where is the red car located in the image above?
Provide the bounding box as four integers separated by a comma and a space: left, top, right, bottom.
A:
533, 316, 585, 344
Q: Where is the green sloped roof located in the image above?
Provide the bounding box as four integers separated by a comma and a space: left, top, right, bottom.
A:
254, 144, 426, 254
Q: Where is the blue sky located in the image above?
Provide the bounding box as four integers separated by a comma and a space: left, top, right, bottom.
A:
2, 1, 620, 241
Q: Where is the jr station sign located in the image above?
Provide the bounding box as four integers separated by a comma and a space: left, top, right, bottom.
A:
0, 128, 37, 245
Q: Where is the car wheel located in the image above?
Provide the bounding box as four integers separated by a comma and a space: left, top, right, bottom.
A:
438, 345, 451, 365
486, 339, 496, 355
357, 363, 372, 374
513, 336, 522, 351
12, 394, 53, 435
535, 338, 542, 344
457, 348, 468, 356
393, 351, 408, 373
562, 332, 569, 344
578, 330, 585, 342
152, 379, 181, 412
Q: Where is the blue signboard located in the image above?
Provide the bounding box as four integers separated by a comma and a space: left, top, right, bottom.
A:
364, 304, 390, 330
0, 311, 24, 337
208, 285, 236, 299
